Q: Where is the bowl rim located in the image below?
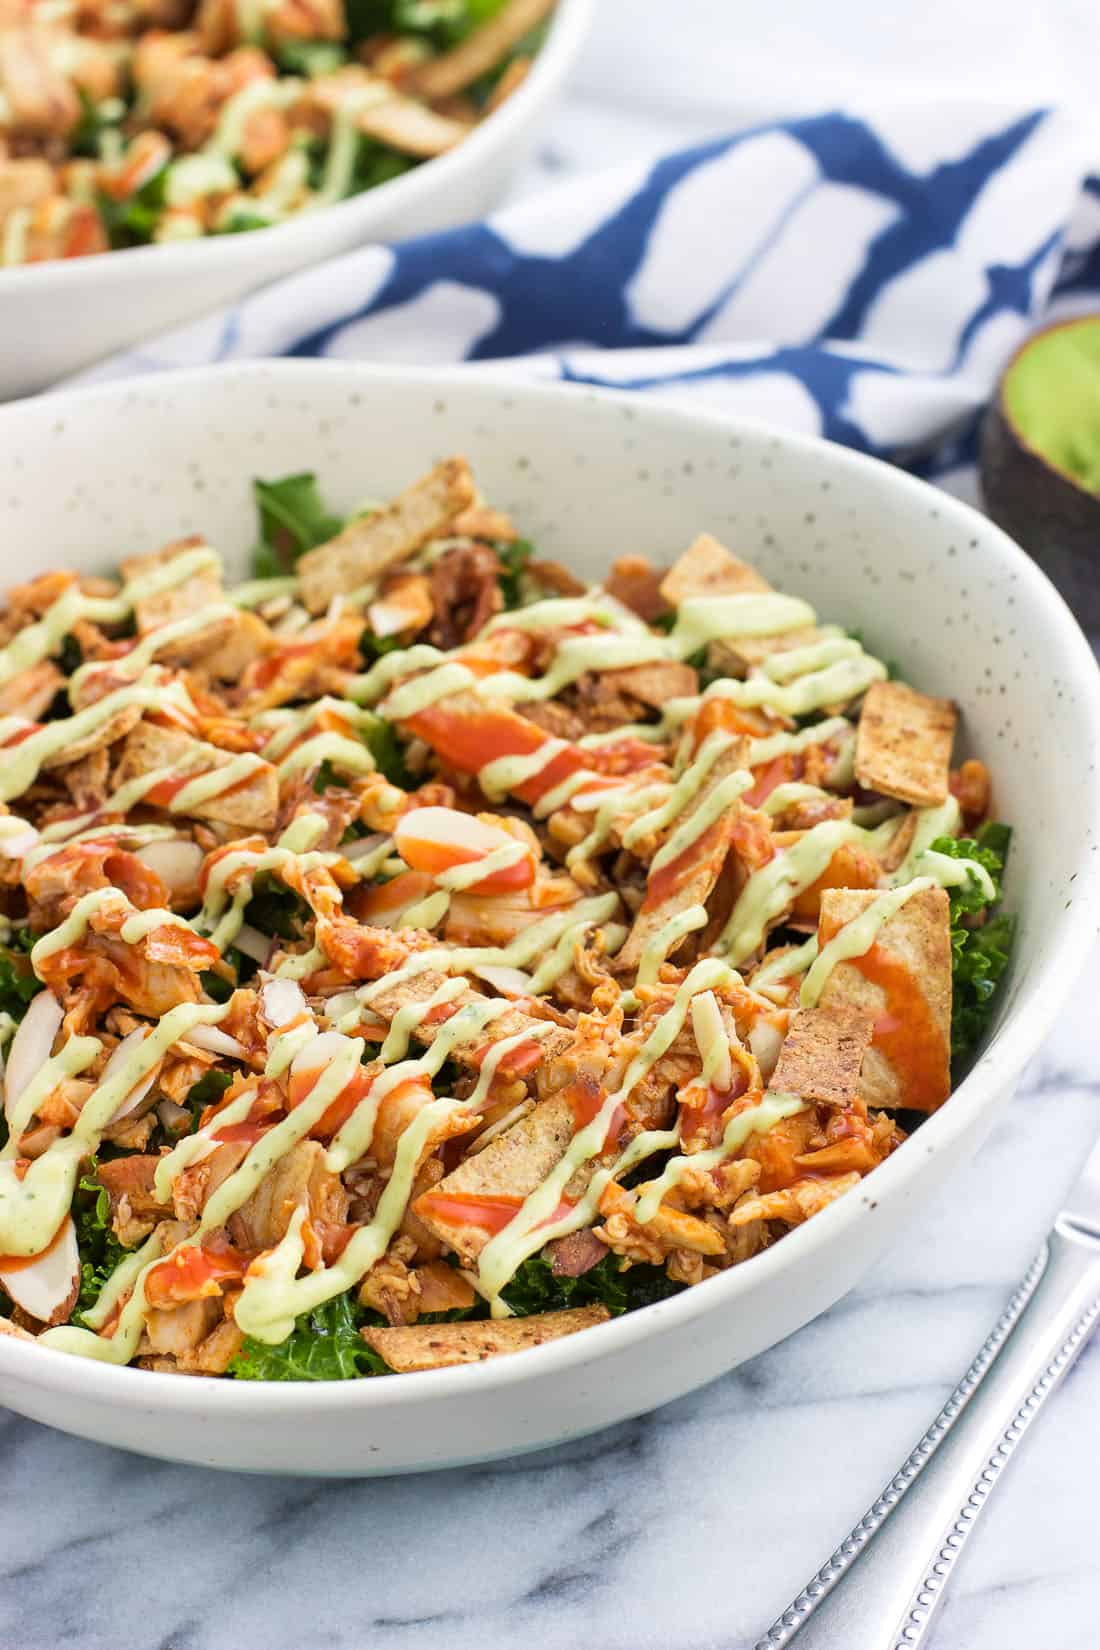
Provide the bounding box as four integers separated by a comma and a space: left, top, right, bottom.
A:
1, 357, 1098, 1420
0, 0, 595, 296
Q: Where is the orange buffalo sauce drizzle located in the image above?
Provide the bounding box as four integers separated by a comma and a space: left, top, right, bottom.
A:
144, 1235, 251, 1308
415, 1190, 525, 1237
819, 912, 949, 1112
565, 1073, 625, 1151
401, 697, 653, 810
679, 1065, 749, 1144
743, 753, 802, 808
644, 814, 728, 909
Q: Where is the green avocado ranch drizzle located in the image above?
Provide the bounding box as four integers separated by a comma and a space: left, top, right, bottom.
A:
0, 456, 1015, 1381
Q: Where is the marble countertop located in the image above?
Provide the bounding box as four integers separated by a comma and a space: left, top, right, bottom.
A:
5, 6, 1100, 1647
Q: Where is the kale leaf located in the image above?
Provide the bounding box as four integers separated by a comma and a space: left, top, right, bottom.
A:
364, 719, 414, 789
229, 1291, 389, 1380
501, 1251, 682, 1318
251, 473, 344, 578
200, 945, 244, 1004
73, 1167, 127, 1325
496, 538, 533, 609
0, 944, 43, 1020
244, 873, 310, 941
186, 1069, 234, 1111
930, 822, 1016, 1066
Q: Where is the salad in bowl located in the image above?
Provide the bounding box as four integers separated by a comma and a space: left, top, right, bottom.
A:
0, 451, 1015, 1382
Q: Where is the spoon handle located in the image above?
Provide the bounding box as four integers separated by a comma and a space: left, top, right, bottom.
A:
755, 1223, 1100, 1650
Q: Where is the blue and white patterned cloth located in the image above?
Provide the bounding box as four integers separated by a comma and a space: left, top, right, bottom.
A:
81, 105, 1100, 496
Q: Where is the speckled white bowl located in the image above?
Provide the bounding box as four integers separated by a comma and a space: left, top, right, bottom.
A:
0, 361, 1097, 1476
0, 0, 593, 401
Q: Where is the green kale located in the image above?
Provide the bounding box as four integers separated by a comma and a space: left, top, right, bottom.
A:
186, 1069, 234, 1110
219, 210, 276, 237
244, 873, 310, 941
229, 1290, 390, 1380
73, 1167, 127, 1325
96, 163, 169, 251
58, 633, 83, 675
496, 538, 533, 609
364, 719, 414, 789
500, 1250, 682, 1318
70, 87, 123, 160
349, 138, 416, 195
0, 945, 43, 1020
929, 822, 1016, 1066
359, 630, 405, 667
313, 758, 342, 794
275, 38, 348, 74
199, 946, 244, 1004
251, 473, 344, 578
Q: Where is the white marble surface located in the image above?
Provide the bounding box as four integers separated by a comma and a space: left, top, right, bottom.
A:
5, 6, 1100, 1648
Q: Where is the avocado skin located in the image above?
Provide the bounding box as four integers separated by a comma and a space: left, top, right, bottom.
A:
980, 395, 1100, 633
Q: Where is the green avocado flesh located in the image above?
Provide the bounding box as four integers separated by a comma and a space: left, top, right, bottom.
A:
1002, 317, 1100, 493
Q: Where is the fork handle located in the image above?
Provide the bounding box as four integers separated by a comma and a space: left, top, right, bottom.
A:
755, 1221, 1100, 1650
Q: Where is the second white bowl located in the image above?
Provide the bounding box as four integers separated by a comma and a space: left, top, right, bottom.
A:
0, 0, 594, 401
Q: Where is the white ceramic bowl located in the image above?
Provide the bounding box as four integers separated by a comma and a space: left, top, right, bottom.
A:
0, 360, 1097, 1476
0, 0, 593, 402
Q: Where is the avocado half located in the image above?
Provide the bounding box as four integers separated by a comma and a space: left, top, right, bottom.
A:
980, 315, 1100, 631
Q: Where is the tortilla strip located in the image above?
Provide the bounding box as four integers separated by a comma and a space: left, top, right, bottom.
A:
120, 538, 233, 665
659, 534, 821, 676
414, 1091, 576, 1261
659, 533, 771, 606
41, 702, 143, 769
363, 1303, 609, 1373
815, 885, 952, 1111
407, 0, 557, 101
352, 964, 571, 1071
855, 680, 957, 807
598, 659, 698, 709
615, 739, 749, 972
357, 96, 469, 158
113, 721, 278, 831
768, 1002, 873, 1108
298, 458, 476, 614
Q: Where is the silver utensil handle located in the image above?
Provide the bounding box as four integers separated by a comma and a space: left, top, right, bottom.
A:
756, 1221, 1100, 1650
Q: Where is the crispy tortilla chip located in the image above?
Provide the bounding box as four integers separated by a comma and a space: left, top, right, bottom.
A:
414, 1091, 576, 1261
768, 1002, 873, 1107
855, 681, 957, 807
195, 609, 274, 682
120, 538, 232, 665
298, 458, 476, 614
113, 721, 278, 831
42, 702, 143, 769
615, 739, 749, 972
659, 535, 822, 677
363, 1303, 609, 1373
598, 659, 698, 709
659, 533, 771, 606
357, 95, 469, 157
711, 624, 822, 679
408, 0, 557, 100
816, 885, 952, 1111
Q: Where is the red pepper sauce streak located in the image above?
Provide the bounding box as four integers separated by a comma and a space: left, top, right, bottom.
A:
565, 1072, 625, 1152
743, 752, 802, 808
819, 914, 949, 1112
415, 1190, 525, 1238
401, 698, 652, 810
679, 1066, 749, 1146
